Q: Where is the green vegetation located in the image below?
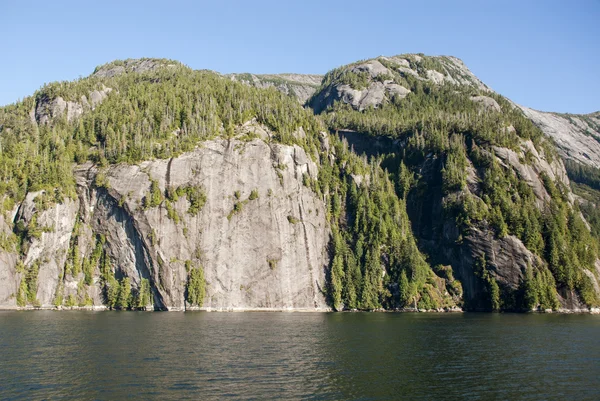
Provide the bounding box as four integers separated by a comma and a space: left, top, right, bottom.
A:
227, 201, 244, 221
165, 200, 180, 223
318, 132, 456, 311
186, 263, 206, 307
3, 56, 599, 312
521, 265, 560, 311
315, 55, 598, 310
565, 159, 600, 191
137, 278, 152, 309
0, 61, 322, 215
16, 261, 40, 307
165, 184, 207, 216
142, 178, 163, 209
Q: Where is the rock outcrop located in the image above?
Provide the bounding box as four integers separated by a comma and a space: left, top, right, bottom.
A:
310, 54, 491, 113
92, 58, 180, 78
34, 86, 113, 125
520, 107, 600, 167
0, 133, 329, 311
228, 73, 323, 104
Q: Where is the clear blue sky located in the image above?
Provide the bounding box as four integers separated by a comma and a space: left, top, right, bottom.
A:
1, 0, 598, 113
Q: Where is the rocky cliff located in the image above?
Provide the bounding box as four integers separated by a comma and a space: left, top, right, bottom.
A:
521, 108, 600, 168
0, 133, 329, 310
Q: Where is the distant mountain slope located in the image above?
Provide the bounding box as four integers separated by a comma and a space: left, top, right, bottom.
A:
521, 107, 600, 167
227, 73, 323, 104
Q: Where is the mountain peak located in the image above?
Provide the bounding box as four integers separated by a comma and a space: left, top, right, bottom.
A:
308, 53, 491, 114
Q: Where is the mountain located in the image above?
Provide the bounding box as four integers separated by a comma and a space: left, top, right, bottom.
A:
0, 56, 598, 312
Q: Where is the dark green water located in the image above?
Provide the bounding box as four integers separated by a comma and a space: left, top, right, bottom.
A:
0, 312, 598, 400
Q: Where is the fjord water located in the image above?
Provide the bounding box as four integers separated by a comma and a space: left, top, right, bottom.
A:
0, 312, 598, 400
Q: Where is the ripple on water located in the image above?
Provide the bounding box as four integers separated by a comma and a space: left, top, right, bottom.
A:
0, 311, 598, 400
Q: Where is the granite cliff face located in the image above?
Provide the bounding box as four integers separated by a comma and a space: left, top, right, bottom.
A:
520, 108, 600, 168
0, 132, 329, 310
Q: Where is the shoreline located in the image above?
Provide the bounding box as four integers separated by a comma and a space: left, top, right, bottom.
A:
1, 305, 599, 314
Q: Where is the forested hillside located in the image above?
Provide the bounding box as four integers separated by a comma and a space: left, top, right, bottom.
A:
0, 55, 598, 311
309, 54, 599, 311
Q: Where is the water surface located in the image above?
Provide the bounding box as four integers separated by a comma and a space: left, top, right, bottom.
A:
0, 312, 598, 400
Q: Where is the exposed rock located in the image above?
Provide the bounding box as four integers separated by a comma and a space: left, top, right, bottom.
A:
89, 86, 113, 109
237, 118, 271, 140
471, 95, 501, 112
311, 80, 410, 113
520, 107, 600, 167
426, 69, 445, 84
382, 56, 410, 68
440, 56, 491, 92
0, 205, 19, 308
0, 251, 18, 308
34, 86, 113, 125
95, 139, 328, 310
35, 96, 83, 125
9, 192, 79, 307
228, 73, 323, 104
93, 58, 179, 78
402, 134, 581, 310
350, 60, 391, 78
386, 84, 411, 98
0, 138, 329, 311
466, 228, 538, 289
309, 53, 494, 113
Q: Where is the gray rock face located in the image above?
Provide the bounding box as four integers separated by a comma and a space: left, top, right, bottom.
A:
228, 73, 323, 104
438, 56, 491, 91
0, 206, 19, 308
471, 95, 502, 112
20, 193, 79, 306
89, 87, 113, 109
34, 86, 112, 125
311, 80, 411, 113
0, 134, 329, 311
93, 59, 179, 78
492, 139, 572, 206
459, 228, 539, 300
35, 97, 83, 125
350, 60, 391, 78
0, 192, 78, 308
520, 107, 600, 167
92, 138, 328, 310
310, 54, 492, 113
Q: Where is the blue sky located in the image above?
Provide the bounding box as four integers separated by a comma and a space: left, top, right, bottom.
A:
1, 0, 598, 113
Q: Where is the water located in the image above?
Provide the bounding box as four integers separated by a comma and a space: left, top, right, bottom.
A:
0, 312, 598, 400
